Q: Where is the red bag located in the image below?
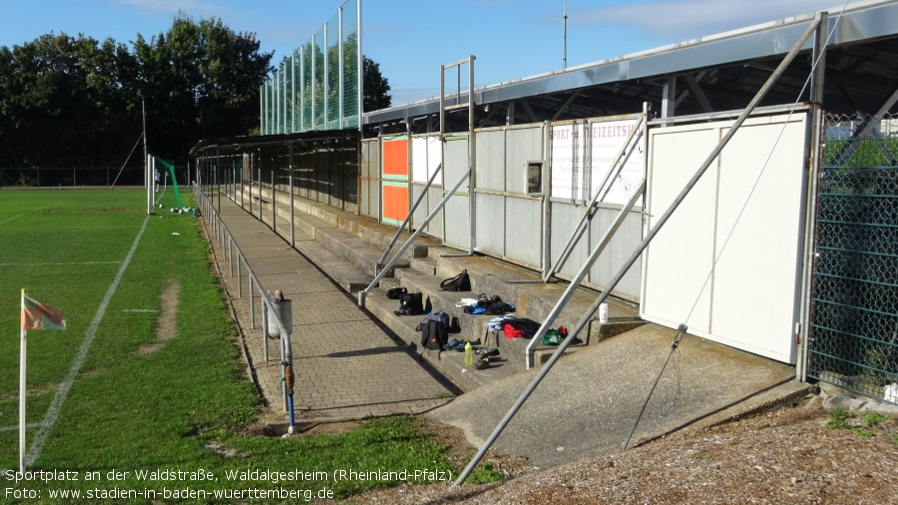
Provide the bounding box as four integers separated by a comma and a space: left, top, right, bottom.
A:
503, 323, 524, 339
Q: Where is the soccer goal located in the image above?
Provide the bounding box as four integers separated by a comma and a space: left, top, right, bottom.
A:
147, 155, 190, 214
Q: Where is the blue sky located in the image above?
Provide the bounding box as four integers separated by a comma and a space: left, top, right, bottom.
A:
0, 0, 866, 105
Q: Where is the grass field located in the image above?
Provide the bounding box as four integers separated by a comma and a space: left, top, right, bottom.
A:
0, 188, 460, 503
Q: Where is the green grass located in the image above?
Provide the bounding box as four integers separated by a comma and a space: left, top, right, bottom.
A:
0, 189, 462, 503
826, 408, 897, 439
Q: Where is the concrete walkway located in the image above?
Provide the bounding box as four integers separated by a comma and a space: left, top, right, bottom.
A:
204, 194, 459, 427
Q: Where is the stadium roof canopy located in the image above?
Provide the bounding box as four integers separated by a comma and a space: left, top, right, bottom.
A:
362, 0, 898, 136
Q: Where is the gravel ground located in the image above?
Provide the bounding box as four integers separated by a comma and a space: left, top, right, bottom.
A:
327, 393, 898, 505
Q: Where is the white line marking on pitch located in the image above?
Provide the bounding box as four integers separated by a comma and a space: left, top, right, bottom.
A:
0, 261, 123, 267
0, 203, 60, 226
0, 423, 43, 433
0, 213, 28, 225
25, 215, 150, 467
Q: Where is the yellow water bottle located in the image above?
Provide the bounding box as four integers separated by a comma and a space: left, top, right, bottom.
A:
464, 341, 473, 366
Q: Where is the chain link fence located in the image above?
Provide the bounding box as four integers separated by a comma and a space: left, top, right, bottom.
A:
0, 166, 145, 188
808, 112, 898, 404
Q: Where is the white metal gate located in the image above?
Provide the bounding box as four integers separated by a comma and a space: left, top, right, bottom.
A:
642, 112, 809, 363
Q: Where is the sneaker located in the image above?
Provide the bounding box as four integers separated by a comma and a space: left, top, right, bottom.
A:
474, 357, 491, 369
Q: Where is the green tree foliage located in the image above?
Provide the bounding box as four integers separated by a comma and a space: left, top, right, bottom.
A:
364, 57, 391, 112
133, 14, 272, 160
0, 14, 272, 176
0, 33, 138, 171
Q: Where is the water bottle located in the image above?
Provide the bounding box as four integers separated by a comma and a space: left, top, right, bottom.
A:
598, 301, 608, 324
464, 341, 474, 366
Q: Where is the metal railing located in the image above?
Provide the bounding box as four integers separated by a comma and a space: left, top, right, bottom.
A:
193, 183, 299, 432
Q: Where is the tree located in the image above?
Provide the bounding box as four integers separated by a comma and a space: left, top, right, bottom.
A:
0, 14, 272, 180
364, 57, 391, 112
133, 14, 272, 162
0, 33, 137, 173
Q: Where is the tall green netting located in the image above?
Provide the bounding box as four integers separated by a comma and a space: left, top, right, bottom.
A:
156, 158, 185, 208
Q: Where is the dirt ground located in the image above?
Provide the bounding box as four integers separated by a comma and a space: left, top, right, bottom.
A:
327, 394, 898, 505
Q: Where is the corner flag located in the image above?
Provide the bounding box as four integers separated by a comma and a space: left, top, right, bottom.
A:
21, 293, 66, 331
19, 289, 66, 474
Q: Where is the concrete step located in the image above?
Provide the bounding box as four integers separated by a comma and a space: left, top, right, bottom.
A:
405, 253, 644, 335
363, 288, 520, 392
258, 190, 435, 281
391, 272, 583, 369
316, 227, 409, 278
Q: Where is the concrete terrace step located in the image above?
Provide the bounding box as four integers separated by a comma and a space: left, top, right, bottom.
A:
392, 269, 589, 370
253, 186, 432, 279
399, 253, 645, 342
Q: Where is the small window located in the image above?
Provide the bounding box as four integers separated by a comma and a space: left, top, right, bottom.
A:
526, 161, 543, 195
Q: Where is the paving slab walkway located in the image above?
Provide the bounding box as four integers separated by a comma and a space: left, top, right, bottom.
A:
203, 193, 459, 427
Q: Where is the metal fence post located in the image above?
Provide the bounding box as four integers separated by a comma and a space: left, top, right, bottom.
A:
236, 251, 243, 297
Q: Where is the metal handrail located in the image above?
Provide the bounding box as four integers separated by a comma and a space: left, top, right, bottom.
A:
194, 184, 295, 428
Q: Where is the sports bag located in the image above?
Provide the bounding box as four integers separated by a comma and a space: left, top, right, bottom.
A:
503, 318, 541, 339
541, 327, 569, 345
440, 269, 471, 292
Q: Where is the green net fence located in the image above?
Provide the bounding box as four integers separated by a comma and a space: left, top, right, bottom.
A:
261, 0, 360, 135
156, 157, 185, 208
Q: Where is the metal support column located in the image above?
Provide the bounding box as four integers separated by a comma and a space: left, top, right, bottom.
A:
798, 11, 830, 382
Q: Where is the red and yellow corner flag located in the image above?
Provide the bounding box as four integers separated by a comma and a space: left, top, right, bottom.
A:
21, 293, 66, 331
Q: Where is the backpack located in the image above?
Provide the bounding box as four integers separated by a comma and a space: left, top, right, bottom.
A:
417, 311, 451, 351
449, 316, 462, 334
440, 269, 471, 292
394, 292, 424, 316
